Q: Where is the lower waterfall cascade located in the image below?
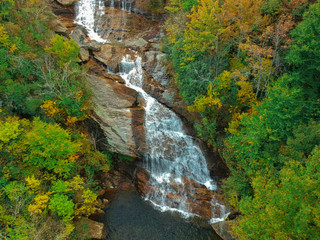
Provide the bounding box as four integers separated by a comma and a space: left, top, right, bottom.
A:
118, 55, 228, 222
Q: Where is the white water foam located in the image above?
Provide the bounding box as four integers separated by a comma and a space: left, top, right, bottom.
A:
74, 0, 227, 222
118, 55, 228, 222
74, 0, 108, 43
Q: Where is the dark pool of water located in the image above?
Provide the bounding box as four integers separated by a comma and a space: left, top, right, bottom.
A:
103, 190, 221, 240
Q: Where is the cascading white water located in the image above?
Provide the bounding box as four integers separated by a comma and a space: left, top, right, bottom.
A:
119, 55, 227, 222
74, 0, 107, 43
74, 0, 227, 222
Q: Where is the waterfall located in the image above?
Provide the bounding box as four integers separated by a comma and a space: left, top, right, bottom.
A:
74, 0, 228, 223
119, 55, 227, 222
74, 0, 107, 43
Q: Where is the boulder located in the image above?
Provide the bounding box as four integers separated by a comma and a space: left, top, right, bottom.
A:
124, 37, 148, 50
49, 17, 68, 35
93, 44, 133, 72
71, 26, 101, 52
79, 48, 89, 62
211, 220, 236, 240
143, 50, 169, 86
56, 0, 78, 6
85, 219, 106, 239
87, 74, 145, 157
90, 208, 106, 221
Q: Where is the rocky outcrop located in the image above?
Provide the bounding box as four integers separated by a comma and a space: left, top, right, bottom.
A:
211, 221, 236, 240
79, 47, 89, 61
87, 74, 145, 157
71, 26, 101, 62
93, 44, 133, 72
49, 17, 68, 35
104, 0, 163, 19
50, 0, 76, 34
55, 0, 78, 6
143, 50, 169, 86
85, 219, 107, 239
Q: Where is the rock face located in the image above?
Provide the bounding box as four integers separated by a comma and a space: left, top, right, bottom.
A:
87, 74, 145, 157
56, 0, 78, 6
143, 50, 169, 86
49, 17, 68, 35
104, 0, 163, 19
71, 26, 101, 63
93, 44, 133, 72
85, 219, 106, 239
211, 221, 236, 240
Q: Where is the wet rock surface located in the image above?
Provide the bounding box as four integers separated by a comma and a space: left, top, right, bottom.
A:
136, 167, 227, 221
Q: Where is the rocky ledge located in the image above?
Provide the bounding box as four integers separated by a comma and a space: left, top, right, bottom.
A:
87, 73, 145, 158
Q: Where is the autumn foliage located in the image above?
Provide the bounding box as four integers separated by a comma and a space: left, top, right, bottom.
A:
0, 1, 111, 239
165, 0, 320, 238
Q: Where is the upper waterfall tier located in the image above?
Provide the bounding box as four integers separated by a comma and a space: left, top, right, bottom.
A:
75, 0, 107, 42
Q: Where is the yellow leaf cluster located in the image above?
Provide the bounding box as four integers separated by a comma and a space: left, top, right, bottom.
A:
28, 193, 51, 216
0, 25, 10, 48
65, 116, 78, 126
236, 75, 256, 105
227, 112, 247, 134
25, 175, 41, 191
74, 188, 97, 217
9, 44, 18, 53
66, 175, 84, 192
40, 100, 62, 118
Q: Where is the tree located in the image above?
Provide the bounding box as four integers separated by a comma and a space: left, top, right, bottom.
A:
45, 35, 80, 68
234, 146, 320, 240
286, 0, 320, 100
21, 118, 81, 178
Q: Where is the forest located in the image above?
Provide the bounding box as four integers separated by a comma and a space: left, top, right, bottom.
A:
163, 0, 320, 238
0, 0, 319, 239
0, 0, 112, 239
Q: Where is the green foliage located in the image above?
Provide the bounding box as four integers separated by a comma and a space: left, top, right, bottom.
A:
167, 37, 226, 104
51, 180, 68, 193
164, 0, 319, 238
235, 147, 320, 240
22, 118, 80, 177
286, 121, 320, 157
286, 0, 320, 100
0, 1, 111, 239
221, 3, 320, 237
45, 35, 80, 68
182, 0, 197, 12
224, 73, 319, 197
261, 0, 281, 14
0, 0, 15, 21
49, 194, 74, 222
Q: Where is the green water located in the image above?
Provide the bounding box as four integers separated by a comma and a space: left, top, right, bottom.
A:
103, 190, 221, 240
